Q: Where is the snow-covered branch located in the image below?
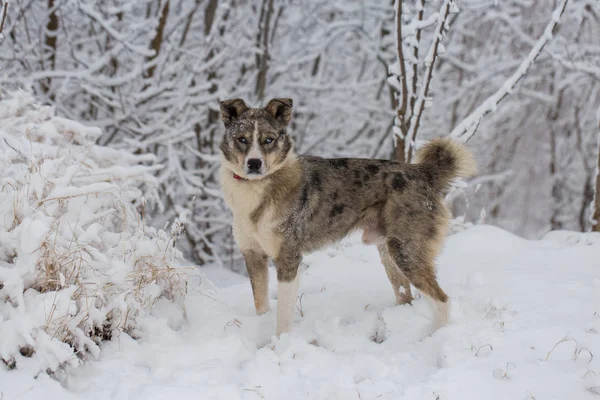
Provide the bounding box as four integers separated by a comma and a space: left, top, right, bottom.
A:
388, 0, 454, 162
0, 90, 188, 373
395, 0, 409, 137
449, 0, 569, 143
403, 0, 453, 162
445, 169, 514, 204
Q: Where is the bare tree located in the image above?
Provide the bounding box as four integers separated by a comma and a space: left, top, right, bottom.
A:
593, 110, 600, 232
403, 0, 452, 162
389, 0, 446, 162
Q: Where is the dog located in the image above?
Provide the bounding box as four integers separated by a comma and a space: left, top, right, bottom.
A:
218, 98, 477, 335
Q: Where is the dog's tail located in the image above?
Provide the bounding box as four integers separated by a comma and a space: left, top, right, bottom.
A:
415, 138, 477, 191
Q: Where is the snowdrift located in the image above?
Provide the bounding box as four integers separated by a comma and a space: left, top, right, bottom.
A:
36, 226, 600, 399
0, 90, 188, 375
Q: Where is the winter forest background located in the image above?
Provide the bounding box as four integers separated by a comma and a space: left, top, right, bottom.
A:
1, 0, 599, 271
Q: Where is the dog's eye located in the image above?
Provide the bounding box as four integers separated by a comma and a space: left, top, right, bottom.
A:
237, 137, 247, 144
264, 137, 274, 144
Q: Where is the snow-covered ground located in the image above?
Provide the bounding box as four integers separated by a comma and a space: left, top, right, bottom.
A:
2, 225, 600, 399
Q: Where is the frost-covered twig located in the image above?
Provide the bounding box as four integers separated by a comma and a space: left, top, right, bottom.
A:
450, 0, 569, 143
486, 7, 600, 81
77, 3, 155, 57
404, 0, 453, 162
445, 169, 513, 204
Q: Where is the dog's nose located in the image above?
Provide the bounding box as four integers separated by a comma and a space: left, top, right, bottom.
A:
247, 158, 262, 172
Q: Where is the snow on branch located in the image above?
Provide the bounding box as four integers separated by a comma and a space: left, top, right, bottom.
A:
546, 51, 600, 81
0, 90, 188, 375
445, 169, 514, 204
394, 0, 410, 134
78, 3, 155, 57
403, 0, 453, 162
449, 0, 569, 143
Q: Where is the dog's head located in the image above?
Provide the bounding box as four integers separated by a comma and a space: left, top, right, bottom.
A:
219, 98, 294, 180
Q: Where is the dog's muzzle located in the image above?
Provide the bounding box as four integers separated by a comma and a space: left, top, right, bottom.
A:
246, 158, 263, 175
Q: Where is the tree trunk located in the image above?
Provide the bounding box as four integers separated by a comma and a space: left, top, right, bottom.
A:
547, 80, 563, 230
592, 114, 600, 232
254, 0, 275, 102
204, 0, 218, 36
0, 1, 8, 34
42, 0, 59, 99
204, 0, 221, 154
392, 0, 408, 163
179, 0, 202, 47
146, 0, 170, 79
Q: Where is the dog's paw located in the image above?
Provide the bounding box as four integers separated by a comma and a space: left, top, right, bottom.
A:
256, 306, 271, 316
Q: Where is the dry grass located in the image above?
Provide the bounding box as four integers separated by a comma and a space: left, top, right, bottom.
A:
473, 344, 494, 357
544, 337, 594, 363
296, 292, 305, 317
493, 362, 516, 380
0, 90, 189, 372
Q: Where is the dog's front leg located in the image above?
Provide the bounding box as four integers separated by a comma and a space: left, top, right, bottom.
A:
243, 250, 270, 315
274, 250, 301, 335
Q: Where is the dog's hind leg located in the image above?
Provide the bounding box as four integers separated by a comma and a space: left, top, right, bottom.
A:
243, 250, 270, 315
274, 250, 302, 335
386, 238, 450, 329
377, 244, 412, 305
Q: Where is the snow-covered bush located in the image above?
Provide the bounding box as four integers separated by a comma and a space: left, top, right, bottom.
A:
0, 89, 188, 374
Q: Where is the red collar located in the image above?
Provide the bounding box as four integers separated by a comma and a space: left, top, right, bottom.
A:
233, 173, 246, 180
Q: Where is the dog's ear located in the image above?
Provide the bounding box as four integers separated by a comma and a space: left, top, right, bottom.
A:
220, 98, 248, 124
264, 98, 293, 125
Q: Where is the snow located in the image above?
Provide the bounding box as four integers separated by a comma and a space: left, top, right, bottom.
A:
2, 225, 599, 399
0, 90, 187, 378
